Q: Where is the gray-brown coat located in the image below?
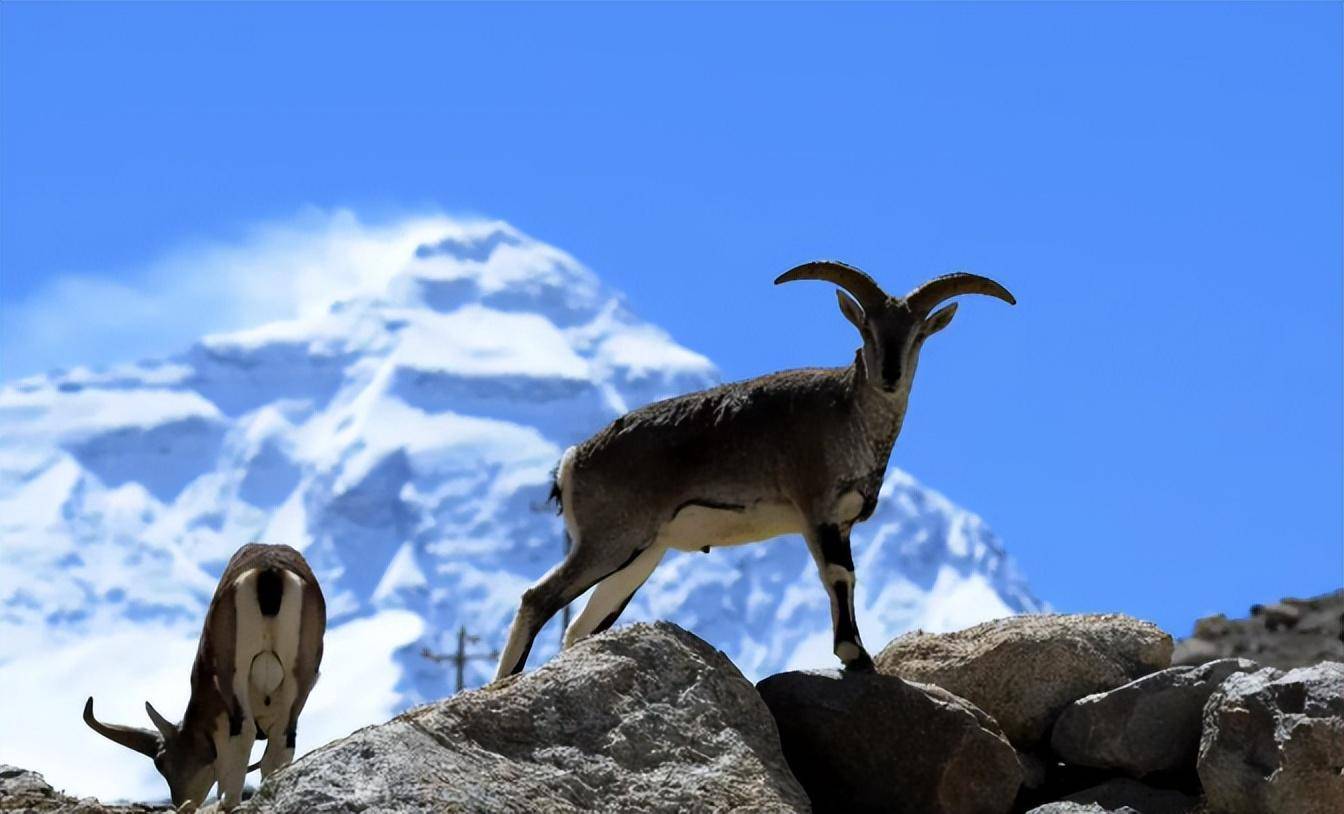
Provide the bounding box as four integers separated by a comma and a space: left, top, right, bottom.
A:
495, 261, 1015, 679
84, 543, 326, 810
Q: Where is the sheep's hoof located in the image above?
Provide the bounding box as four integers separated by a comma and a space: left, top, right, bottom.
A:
839, 646, 875, 673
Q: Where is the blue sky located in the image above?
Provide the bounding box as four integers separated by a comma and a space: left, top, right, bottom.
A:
2, 1, 1340, 636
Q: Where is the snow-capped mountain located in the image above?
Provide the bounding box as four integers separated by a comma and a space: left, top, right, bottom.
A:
0, 218, 1041, 800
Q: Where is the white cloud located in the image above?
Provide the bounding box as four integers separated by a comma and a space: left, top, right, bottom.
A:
0, 208, 491, 380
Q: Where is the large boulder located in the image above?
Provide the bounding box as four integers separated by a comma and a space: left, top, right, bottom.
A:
246, 622, 809, 813
876, 614, 1173, 748
755, 669, 1022, 814
0, 765, 170, 813
1023, 778, 1198, 813
1050, 658, 1259, 776
1198, 662, 1344, 814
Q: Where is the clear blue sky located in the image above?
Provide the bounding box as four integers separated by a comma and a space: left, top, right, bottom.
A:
3, 2, 1340, 636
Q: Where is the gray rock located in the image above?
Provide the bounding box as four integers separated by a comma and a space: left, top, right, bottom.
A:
0, 764, 170, 813
876, 614, 1173, 748
1198, 662, 1344, 814
1025, 778, 1197, 813
245, 622, 809, 813
1051, 658, 1260, 776
1174, 589, 1344, 670
755, 669, 1022, 814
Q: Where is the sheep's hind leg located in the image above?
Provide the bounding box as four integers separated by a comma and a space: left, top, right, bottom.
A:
494, 535, 651, 680
564, 545, 666, 647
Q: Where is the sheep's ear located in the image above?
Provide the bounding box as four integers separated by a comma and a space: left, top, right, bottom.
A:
924, 303, 958, 337
836, 290, 866, 331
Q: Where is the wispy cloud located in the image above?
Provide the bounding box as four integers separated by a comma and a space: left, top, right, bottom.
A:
1, 208, 475, 380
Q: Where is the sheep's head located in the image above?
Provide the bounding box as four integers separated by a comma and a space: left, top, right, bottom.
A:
775, 260, 1015, 394
84, 697, 216, 808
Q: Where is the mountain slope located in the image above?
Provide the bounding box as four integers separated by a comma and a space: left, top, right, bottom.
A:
0, 218, 1040, 800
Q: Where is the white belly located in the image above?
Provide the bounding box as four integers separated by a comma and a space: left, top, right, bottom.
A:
658, 501, 806, 552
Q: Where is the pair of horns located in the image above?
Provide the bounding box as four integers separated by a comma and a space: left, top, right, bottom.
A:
775, 260, 1016, 316
83, 697, 172, 758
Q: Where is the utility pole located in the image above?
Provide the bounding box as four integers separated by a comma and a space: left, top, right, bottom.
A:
421, 624, 499, 693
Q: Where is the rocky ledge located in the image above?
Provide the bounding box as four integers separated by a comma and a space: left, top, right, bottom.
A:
4, 614, 1341, 814
1173, 589, 1344, 670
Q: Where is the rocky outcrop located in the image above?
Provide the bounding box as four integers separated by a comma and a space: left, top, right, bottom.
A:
755, 670, 1022, 814
11, 612, 1344, 814
1050, 658, 1259, 776
1174, 590, 1344, 670
876, 614, 1173, 748
0, 765, 169, 813
1197, 662, 1344, 814
244, 622, 808, 813
1023, 778, 1198, 813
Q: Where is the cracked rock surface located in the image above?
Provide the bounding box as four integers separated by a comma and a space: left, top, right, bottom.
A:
1197, 662, 1344, 814
0, 765, 170, 813
243, 622, 808, 813
876, 613, 1173, 749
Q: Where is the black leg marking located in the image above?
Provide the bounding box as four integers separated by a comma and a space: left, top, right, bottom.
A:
817, 523, 854, 571
832, 581, 859, 646
508, 640, 536, 676
255, 724, 267, 741
591, 591, 638, 637
831, 581, 875, 672
285, 727, 296, 749
229, 707, 243, 738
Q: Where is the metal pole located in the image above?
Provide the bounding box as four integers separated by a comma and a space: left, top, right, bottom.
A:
455, 625, 466, 693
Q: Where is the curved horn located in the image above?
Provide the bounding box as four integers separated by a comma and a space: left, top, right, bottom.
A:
83, 697, 160, 758
904, 272, 1016, 316
775, 260, 890, 315
144, 701, 178, 741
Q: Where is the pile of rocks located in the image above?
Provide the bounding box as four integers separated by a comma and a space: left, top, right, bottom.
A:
1173, 589, 1343, 670
3, 616, 1340, 813
838, 617, 1344, 814
0, 765, 169, 813
762, 613, 1342, 813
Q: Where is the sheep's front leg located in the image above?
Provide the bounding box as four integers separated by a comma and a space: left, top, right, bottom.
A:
212, 714, 255, 809
806, 522, 874, 672
258, 726, 292, 778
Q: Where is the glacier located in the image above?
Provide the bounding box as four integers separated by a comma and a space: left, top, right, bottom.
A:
0, 217, 1041, 801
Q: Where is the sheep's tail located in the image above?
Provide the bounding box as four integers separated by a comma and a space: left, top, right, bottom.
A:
549, 446, 577, 516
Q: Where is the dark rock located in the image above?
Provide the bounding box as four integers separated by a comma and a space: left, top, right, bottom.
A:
876, 614, 1173, 748
244, 622, 809, 813
1050, 658, 1259, 776
755, 669, 1021, 814
1174, 589, 1344, 670
1012, 754, 1143, 811
1024, 778, 1198, 813
1198, 662, 1344, 814
0, 765, 170, 813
